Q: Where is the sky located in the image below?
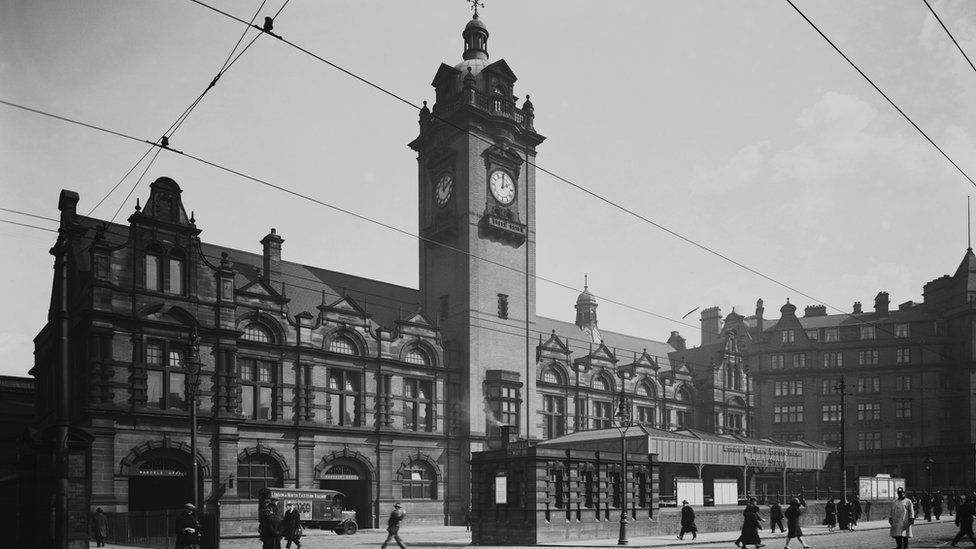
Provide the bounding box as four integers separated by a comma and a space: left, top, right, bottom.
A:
1, 1, 975, 378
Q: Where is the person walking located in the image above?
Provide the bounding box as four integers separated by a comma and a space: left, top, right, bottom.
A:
91, 508, 108, 547
175, 503, 201, 549
381, 502, 407, 549
934, 492, 944, 521
889, 487, 916, 549
822, 498, 836, 533
260, 499, 283, 549
769, 500, 785, 534
677, 500, 697, 540
949, 493, 958, 517
783, 497, 810, 549
836, 497, 851, 531
951, 494, 976, 547
922, 493, 932, 522
735, 497, 764, 549
850, 496, 862, 530
283, 502, 303, 549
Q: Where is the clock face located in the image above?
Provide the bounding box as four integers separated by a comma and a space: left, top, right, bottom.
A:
489, 170, 516, 205
435, 173, 453, 207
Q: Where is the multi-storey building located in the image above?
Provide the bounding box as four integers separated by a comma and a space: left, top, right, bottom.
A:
21, 12, 762, 543
739, 251, 976, 490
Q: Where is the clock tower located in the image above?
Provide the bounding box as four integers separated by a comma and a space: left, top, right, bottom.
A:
408, 9, 545, 478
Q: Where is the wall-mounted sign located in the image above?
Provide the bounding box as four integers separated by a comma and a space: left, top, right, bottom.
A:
494, 473, 507, 504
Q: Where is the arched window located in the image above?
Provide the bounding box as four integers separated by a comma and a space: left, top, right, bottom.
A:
237, 453, 283, 499
242, 323, 273, 343
674, 386, 691, 402
399, 461, 436, 500
405, 348, 429, 366
328, 336, 357, 355
636, 382, 655, 399
593, 375, 612, 392
542, 366, 564, 385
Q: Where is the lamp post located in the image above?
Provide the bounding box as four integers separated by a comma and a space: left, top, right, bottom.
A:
614, 380, 631, 545
924, 456, 935, 492
184, 327, 202, 510
834, 376, 847, 499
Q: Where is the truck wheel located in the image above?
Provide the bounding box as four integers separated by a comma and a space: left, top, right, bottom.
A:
343, 521, 358, 535
333, 527, 344, 535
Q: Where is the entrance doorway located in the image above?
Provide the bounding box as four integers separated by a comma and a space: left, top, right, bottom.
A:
128, 454, 197, 511
319, 462, 372, 528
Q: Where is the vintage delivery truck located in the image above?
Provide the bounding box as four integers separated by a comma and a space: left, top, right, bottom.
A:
259, 487, 359, 534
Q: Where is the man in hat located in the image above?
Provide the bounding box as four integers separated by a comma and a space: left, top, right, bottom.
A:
677, 500, 697, 540
381, 502, 407, 549
261, 498, 284, 549
283, 502, 303, 549
889, 487, 915, 549
175, 503, 201, 549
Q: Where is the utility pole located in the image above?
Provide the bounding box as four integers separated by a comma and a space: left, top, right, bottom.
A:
834, 376, 847, 499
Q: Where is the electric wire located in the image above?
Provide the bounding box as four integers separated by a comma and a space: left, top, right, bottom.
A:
0, 218, 59, 233
110, 146, 164, 223
786, 0, 976, 189
186, 0, 940, 335
0, 207, 59, 223
922, 0, 976, 77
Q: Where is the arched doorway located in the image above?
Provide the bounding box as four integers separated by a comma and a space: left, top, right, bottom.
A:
128, 451, 199, 511
318, 462, 372, 528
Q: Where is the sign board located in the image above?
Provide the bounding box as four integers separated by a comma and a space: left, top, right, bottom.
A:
858, 474, 905, 500
507, 440, 530, 457
676, 477, 704, 506
713, 479, 739, 506
494, 473, 507, 504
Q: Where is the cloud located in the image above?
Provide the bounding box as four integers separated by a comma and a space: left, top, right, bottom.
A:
688, 141, 769, 193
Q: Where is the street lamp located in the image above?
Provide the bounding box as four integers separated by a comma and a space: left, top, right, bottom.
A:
924, 456, 935, 492
834, 376, 847, 499
184, 326, 202, 510
614, 379, 632, 545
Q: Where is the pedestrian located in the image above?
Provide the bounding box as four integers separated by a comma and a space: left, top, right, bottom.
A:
283, 502, 303, 549
783, 497, 810, 549
951, 494, 976, 547
889, 487, 916, 549
91, 508, 108, 547
677, 500, 697, 540
260, 498, 283, 549
949, 493, 958, 517
922, 493, 933, 522
735, 497, 764, 549
934, 492, 944, 521
381, 502, 407, 549
464, 505, 471, 532
850, 496, 862, 530
769, 500, 785, 534
175, 503, 201, 549
836, 497, 850, 531
822, 498, 836, 532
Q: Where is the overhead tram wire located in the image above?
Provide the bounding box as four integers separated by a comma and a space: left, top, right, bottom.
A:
786, 0, 976, 190
0, 101, 955, 361
922, 0, 976, 77
88, 0, 284, 219
186, 0, 922, 333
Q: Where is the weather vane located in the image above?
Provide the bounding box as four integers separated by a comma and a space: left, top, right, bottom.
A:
468, 0, 484, 17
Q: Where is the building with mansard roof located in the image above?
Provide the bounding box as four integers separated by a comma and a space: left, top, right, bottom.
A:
20, 12, 818, 543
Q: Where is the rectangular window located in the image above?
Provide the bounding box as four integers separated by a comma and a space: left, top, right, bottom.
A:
637, 406, 656, 427
258, 387, 273, 420
856, 402, 881, 421
774, 380, 803, 396
856, 376, 880, 394
404, 379, 433, 432
895, 323, 910, 338
240, 358, 277, 421
857, 431, 882, 450
168, 372, 186, 410
821, 403, 842, 423
792, 354, 806, 368
497, 294, 509, 319
782, 330, 795, 343
895, 431, 913, 448
773, 405, 803, 424
241, 385, 255, 419
328, 369, 359, 426
860, 326, 875, 340
593, 401, 612, 429
822, 431, 841, 446
858, 349, 879, 365
768, 354, 785, 369
543, 395, 566, 439
487, 384, 520, 439
821, 378, 840, 395
146, 370, 164, 409
896, 347, 911, 364
145, 254, 160, 291
824, 328, 839, 342
823, 352, 843, 368
146, 341, 163, 366
675, 409, 690, 428
895, 399, 912, 419
806, 330, 819, 341
167, 258, 183, 295
895, 375, 912, 392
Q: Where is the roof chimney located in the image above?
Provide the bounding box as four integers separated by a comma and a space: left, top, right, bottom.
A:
668, 331, 686, 351
261, 228, 284, 287
853, 301, 862, 314
700, 307, 722, 346
755, 299, 764, 332
874, 292, 889, 317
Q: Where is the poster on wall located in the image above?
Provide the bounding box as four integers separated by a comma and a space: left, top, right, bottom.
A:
676, 477, 704, 506
494, 473, 507, 504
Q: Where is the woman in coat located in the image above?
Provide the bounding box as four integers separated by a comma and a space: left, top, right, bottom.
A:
822, 498, 837, 532
783, 497, 810, 549
837, 497, 851, 531
736, 498, 764, 549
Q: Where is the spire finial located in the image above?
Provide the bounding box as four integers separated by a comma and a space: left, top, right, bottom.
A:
968, 195, 972, 251
584, 273, 588, 291
468, 0, 484, 17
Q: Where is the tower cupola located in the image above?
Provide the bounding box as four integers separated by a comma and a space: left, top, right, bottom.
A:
462, 12, 489, 61
575, 276, 599, 338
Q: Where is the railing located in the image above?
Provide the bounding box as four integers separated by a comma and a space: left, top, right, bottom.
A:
103, 511, 216, 549
431, 88, 533, 130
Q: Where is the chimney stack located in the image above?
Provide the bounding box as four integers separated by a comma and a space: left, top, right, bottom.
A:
853, 301, 862, 314
755, 299, 764, 332
668, 331, 687, 351
700, 307, 722, 346
261, 228, 284, 287
874, 292, 889, 317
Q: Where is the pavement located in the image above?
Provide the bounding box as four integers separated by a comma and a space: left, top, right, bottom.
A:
99, 515, 960, 549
